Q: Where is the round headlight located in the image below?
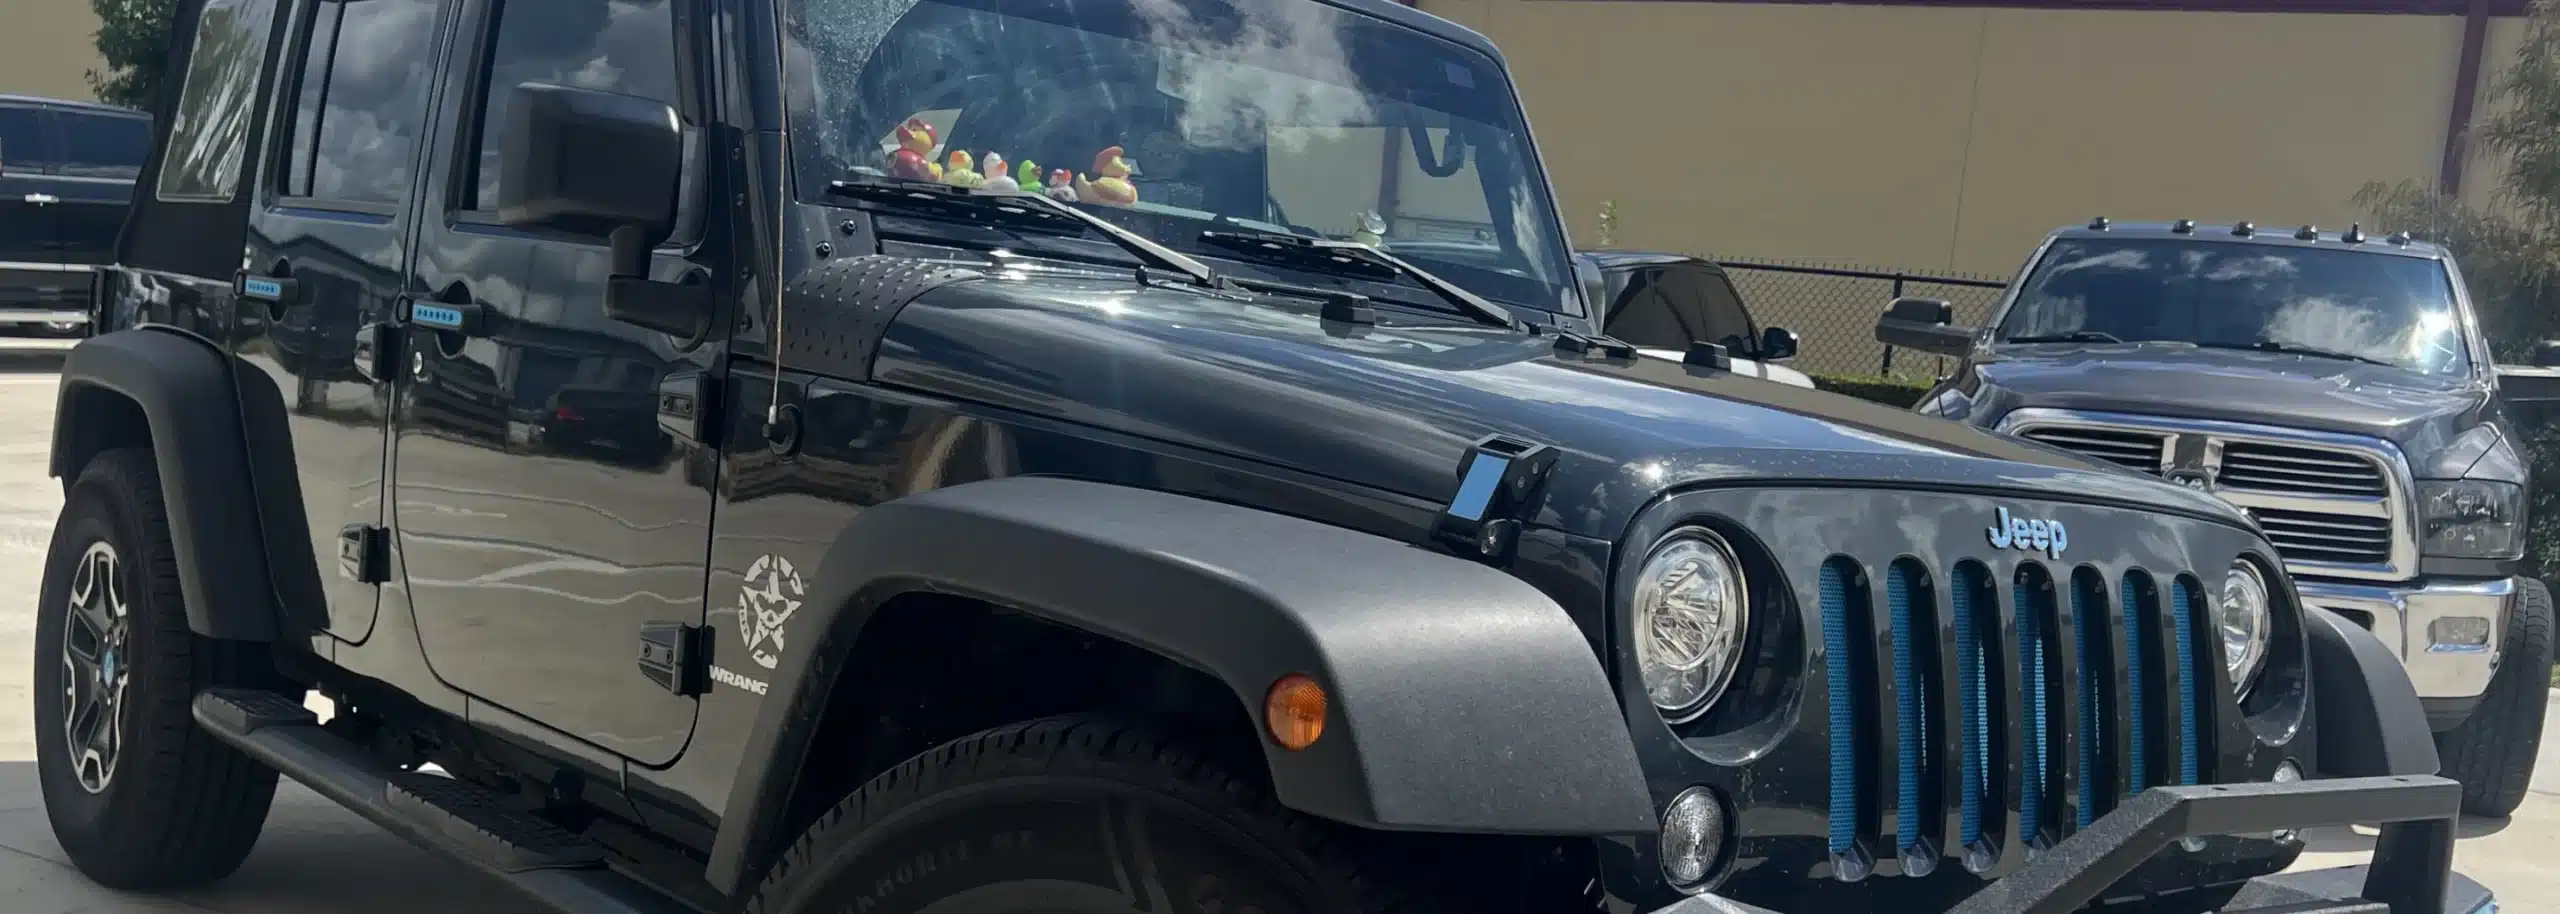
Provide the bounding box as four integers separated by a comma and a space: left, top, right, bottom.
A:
1632, 531, 1750, 720
2219, 560, 2273, 695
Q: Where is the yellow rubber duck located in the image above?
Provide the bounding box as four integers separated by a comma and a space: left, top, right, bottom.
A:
942, 150, 984, 189
1075, 146, 1138, 207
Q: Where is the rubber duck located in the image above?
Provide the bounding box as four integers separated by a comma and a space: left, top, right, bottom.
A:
1016, 160, 1042, 195
1350, 210, 1386, 247
1075, 146, 1138, 206
942, 150, 983, 189
1044, 169, 1078, 203
981, 153, 1018, 193
889, 118, 940, 181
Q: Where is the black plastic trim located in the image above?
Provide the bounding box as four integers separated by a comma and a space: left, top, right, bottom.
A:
2419, 695, 2483, 732
49, 330, 286, 641
2304, 607, 2442, 777
2417, 556, 2521, 579
701, 476, 1655, 892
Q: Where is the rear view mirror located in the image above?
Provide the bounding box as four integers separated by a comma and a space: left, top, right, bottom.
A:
496, 83, 709, 341
1875, 296, 1974, 357
1759, 326, 1799, 362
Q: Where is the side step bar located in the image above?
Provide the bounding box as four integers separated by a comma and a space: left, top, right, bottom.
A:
191, 689, 697, 914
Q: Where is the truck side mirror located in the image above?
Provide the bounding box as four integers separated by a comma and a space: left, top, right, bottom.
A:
2536, 340, 2560, 368
1759, 326, 1799, 362
495, 83, 710, 341
2499, 341, 2560, 403
1875, 296, 1973, 357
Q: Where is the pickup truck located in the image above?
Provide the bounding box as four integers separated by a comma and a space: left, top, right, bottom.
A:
0, 94, 151, 336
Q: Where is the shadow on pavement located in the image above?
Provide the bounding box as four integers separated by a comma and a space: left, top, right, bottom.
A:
2298, 814, 2511, 854
0, 345, 71, 375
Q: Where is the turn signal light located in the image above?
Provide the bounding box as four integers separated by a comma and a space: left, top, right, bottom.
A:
1264, 674, 1327, 751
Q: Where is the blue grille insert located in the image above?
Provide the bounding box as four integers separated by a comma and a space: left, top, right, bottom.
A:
2072, 574, 2106, 829
1822, 562, 1858, 855
2170, 580, 2203, 786
2122, 575, 2149, 795
1888, 563, 1927, 851
2016, 570, 2050, 844
1953, 566, 1990, 848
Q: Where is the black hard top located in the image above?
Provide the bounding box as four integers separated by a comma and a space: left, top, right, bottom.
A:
1577, 249, 1723, 272
0, 93, 148, 119
2047, 221, 2448, 260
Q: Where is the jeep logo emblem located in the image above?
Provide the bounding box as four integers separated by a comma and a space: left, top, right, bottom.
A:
1986, 506, 2069, 560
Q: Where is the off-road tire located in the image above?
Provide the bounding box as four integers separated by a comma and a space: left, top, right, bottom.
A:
2435, 577, 2554, 819
746, 716, 1467, 914
34, 448, 290, 890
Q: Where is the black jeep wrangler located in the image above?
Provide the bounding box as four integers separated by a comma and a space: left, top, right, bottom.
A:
1877, 218, 2560, 820
43, 2, 2490, 913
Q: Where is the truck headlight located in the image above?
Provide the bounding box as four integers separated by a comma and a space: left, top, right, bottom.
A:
2219, 560, 2272, 696
1632, 530, 1749, 721
2419, 480, 2524, 559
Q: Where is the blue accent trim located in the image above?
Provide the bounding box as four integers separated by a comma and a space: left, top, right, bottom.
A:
1822, 562, 1858, 855
410, 304, 467, 330
2017, 573, 2048, 843
1889, 564, 1924, 851
1445, 455, 1508, 521
2171, 581, 2202, 786
2122, 576, 2148, 795
2073, 578, 2103, 828
241, 278, 283, 301
1954, 567, 1987, 847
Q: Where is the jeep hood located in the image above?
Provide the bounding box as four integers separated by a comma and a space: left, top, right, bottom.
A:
1967, 342, 2491, 462
868, 271, 2244, 538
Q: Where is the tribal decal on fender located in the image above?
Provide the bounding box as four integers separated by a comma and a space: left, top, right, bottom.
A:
738, 554, 806, 670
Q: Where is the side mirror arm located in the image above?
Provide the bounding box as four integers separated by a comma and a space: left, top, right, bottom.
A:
604, 225, 713, 343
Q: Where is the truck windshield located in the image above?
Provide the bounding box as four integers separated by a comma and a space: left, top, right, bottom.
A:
1996, 238, 2472, 376
784, 0, 1574, 312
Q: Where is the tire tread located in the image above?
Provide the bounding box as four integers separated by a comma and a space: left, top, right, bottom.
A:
2437, 577, 2554, 819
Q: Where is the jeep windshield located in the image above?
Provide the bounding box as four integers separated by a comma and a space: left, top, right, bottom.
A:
1994, 237, 2472, 376
783, 0, 1576, 313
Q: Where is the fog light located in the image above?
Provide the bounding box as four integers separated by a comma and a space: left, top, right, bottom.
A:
1660, 788, 1728, 888
2271, 760, 2304, 842
2428, 617, 2493, 653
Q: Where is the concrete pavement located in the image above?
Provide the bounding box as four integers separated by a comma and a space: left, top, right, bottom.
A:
0, 340, 2548, 912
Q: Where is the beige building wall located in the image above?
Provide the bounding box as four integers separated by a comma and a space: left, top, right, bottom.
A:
1425, 0, 2527, 277
1, 0, 106, 101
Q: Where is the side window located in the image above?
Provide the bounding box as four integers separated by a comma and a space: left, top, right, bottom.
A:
465, 0, 684, 214
157, 0, 280, 202
57, 113, 154, 181
271, 0, 445, 207
0, 107, 64, 175
1601, 267, 1697, 351
1679, 269, 1759, 349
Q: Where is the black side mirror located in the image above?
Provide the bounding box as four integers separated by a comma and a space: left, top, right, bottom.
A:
2499, 341, 2560, 403
495, 83, 709, 341
1875, 296, 1974, 357
2536, 340, 2560, 368
1759, 326, 1799, 362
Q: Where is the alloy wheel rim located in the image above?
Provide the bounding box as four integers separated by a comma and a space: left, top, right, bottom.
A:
60, 541, 129, 795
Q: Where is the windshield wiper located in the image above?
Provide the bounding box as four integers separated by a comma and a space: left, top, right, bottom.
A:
1197, 230, 1521, 330
825, 178, 1219, 287
2201, 339, 2395, 367
2006, 331, 2124, 344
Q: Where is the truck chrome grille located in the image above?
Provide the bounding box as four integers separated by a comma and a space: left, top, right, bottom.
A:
1823, 555, 2211, 875
2002, 411, 2413, 582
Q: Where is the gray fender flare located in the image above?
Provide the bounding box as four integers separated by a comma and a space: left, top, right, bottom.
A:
705, 476, 1655, 891
2304, 606, 2440, 777
50, 329, 318, 641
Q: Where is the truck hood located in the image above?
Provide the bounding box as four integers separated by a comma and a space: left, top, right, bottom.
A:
867, 270, 2246, 539
1968, 342, 2490, 461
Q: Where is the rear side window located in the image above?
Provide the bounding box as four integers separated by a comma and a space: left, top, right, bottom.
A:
0, 106, 64, 175
464, 0, 684, 213
157, 0, 280, 203
57, 113, 154, 180
273, 0, 447, 207
1604, 264, 1759, 352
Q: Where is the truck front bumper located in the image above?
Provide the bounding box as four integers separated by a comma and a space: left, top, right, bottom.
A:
1655, 775, 2490, 914
2296, 577, 2514, 709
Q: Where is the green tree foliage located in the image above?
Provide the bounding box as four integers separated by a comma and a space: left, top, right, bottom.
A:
2355, 0, 2560, 579
86, 0, 180, 109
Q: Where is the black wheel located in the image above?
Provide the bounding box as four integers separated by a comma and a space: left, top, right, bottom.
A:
2435, 577, 2554, 819
35, 448, 292, 890
748, 716, 1457, 914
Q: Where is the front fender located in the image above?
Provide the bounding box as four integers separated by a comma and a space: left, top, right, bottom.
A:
706, 476, 1655, 891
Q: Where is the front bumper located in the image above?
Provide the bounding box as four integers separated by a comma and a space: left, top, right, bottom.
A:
2295, 577, 2515, 703
1652, 775, 2490, 914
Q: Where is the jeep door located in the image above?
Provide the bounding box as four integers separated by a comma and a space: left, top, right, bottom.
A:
0, 103, 71, 313
388, 0, 718, 766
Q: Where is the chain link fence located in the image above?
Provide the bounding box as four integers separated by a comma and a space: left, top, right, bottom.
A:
1711, 259, 2009, 381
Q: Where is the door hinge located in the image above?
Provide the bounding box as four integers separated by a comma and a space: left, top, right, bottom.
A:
637, 622, 710, 696
337, 524, 389, 584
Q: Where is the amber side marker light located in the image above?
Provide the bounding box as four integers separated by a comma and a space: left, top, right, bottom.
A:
1265, 674, 1328, 751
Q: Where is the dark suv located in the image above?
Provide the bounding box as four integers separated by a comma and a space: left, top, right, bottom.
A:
1879, 219, 2559, 820
44, 3, 2488, 914
0, 94, 151, 336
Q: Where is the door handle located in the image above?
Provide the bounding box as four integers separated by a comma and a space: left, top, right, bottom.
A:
23, 193, 56, 206
405, 299, 491, 337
